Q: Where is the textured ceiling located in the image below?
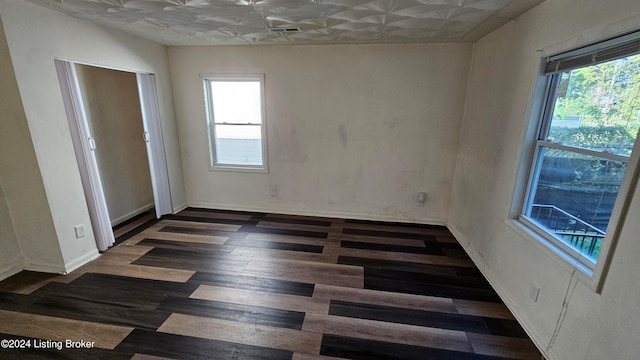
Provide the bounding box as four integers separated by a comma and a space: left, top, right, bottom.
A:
24, 0, 544, 45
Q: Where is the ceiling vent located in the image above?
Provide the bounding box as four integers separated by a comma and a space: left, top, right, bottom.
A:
268, 27, 301, 34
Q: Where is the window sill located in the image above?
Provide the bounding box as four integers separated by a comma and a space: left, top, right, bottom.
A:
505, 218, 599, 291
209, 165, 268, 174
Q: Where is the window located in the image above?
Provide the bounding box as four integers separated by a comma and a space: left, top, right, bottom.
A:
520, 32, 640, 275
203, 74, 267, 171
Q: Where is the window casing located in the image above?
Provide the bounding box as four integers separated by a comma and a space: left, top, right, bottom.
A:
519, 31, 640, 281
203, 74, 267, 172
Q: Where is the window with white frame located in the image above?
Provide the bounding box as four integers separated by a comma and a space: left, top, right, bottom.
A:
520, 31, 640, 275
203, 74, 267, 171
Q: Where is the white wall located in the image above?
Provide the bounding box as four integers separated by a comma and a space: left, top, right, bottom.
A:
0, 177, 24, 280
0, 14, 62, 277
449, 1, 640, 359
170, 44, 471, 223
76, 65, 154, 226
0, 0, 186, 275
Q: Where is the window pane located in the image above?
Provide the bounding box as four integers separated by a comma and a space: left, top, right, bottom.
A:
214, 124, 263, 166
210, 81, 262, 124
525, 147, 627, 261
548, 54, 640, 156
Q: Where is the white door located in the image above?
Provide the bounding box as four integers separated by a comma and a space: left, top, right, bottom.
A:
137, 73, 173, 218
55, 60, 115, 251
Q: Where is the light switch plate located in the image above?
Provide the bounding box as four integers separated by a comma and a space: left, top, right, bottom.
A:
74, 224, 85, 239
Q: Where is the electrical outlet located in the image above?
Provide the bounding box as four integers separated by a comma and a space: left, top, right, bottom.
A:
416, 192, 427, 206
270, 186, 278, 197
74, 224, 85, 239
529, 285, 540, 303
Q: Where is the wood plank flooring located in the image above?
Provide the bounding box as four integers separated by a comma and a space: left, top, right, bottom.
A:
0, 208, 542, 359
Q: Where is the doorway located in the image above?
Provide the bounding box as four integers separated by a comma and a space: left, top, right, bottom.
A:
55, 60, 172, 251
76, 64, 154, 228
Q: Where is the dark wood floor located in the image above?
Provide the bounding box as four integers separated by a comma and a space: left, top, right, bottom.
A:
0, 208, 542, 359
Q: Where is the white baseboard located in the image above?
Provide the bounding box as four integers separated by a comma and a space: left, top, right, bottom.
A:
186, 201, 446, 225
62, 249, 100, 274
21, 249, 100, 276
110, 202, 155, 227
173, 201, 188, 214
23, 262, 67, 274
447, 224, 555, 360
0, 260, 24, 281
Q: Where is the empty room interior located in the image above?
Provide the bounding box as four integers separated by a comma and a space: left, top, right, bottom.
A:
1, 0, 640, 359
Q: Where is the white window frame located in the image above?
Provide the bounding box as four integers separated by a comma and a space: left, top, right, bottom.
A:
516, 31, 640, 291
202, 74, 268, 173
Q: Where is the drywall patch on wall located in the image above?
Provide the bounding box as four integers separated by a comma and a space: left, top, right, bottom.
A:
338, 124, 348, 147
271, 123, 307, 163
383, 117, 403, 130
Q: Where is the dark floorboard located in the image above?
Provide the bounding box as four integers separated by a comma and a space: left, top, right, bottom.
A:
188, 272, 316, 297
320, 335, 506, 360
116, 329, 293, 360
158, 297, 306, 330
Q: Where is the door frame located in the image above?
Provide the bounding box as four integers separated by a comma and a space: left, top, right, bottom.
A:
55, 59, 173, 251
